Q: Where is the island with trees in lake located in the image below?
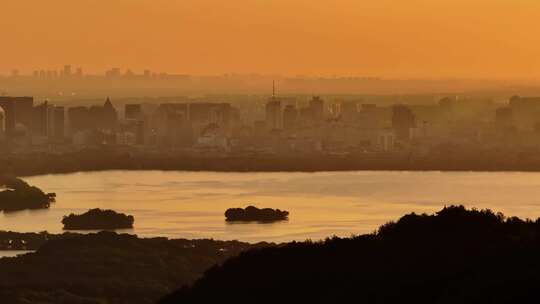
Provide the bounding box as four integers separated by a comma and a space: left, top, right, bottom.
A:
62, 208, 135, 230
225, 206, 289, 222
0, 176, 56, 212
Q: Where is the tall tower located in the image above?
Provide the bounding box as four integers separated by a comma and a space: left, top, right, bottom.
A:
265, 81, 282, 130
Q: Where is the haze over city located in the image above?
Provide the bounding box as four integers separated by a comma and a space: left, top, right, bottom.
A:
4, 1, 540, 303
3, 0, 540, 79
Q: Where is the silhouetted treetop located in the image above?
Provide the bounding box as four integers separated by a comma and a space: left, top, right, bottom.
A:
160, 205, 540, 303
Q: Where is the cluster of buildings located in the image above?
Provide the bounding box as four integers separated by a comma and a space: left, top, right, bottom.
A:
0, 97, 65, 145
29, 65, 84, 80
14, 65, 187, 81
0, 96, 122, 147
0, 96, 238, 151
1, 93, 539, 155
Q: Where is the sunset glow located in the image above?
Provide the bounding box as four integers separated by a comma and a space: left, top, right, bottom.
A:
3, 0, 540, 78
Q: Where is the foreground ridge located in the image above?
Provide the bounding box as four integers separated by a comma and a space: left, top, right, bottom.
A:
160, 205, 540, 303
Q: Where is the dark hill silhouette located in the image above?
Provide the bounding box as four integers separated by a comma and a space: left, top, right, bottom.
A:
225, 206, 289, 222
0, 231, 268, 304
0, 176, 55, 212
62, 208, 134, 230
160, 206, 540, 304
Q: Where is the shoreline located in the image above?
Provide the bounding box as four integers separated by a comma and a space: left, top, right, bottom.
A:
0, 230, 275, 251
5, 148, 540, 177
17, 166, 540, 178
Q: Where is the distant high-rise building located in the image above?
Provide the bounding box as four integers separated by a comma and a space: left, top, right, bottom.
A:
0, 107, 5, 138
187, 103, 233, 138
125, 104, 143, 120
283, 105, 298, 130
103, 98, 118, 131
63, 65, 72, 78
106, 68, 122, 78
33, 101, 49, 136
253, 120, 266, 137
361, 104, 377, 111
495, 107, 514, 132
377, 130, 395, 152
508, 95, 540, 130
0, 97, 15, 135
46, 106, 55, 138
0, 96, 34, 136
309, 96, 324, 122
265, 81, 282, 130
509, 95, 540, 108
68, 106, 91, 133
67, 100, 117, 134
49, 106, 65, 139
266, 98, 281, 130
392, 105, 416, 141
119, 118, 146, 146
329, 102, 341, 118
340, 101, 358, 122
153, 103, 192, 147
132, 120, 145, 145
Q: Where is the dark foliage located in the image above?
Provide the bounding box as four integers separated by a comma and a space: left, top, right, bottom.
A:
0, 231, 69, 250
161, 206, 540, 304
225, 206, 289, 222
62, 209, 135, 230
7, 147, 540, 178
0, 176, 56, 212
0, 231, 268, 304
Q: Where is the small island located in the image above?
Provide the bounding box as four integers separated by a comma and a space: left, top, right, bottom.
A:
225, 206, 289, 223
62, 209, 135, 230
0, 176, 56, 212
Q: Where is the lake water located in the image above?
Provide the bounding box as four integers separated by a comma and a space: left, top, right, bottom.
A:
0, 250, 33, 258
2, 170, 540, 243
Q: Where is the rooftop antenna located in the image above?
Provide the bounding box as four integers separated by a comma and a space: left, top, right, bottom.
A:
272, 80, 276, 99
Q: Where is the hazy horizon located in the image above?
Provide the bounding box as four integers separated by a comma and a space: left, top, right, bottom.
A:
4, 2, 540, 303
3, 0, 540, 79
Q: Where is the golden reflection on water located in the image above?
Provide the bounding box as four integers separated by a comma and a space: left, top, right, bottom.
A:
1, 171, 540, 243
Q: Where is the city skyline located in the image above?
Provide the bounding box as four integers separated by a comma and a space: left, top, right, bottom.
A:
6, 65, 540, 81
3, 0, 540, 79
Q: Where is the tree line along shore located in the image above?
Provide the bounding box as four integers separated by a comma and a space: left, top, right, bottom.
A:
4, 148, 540, 177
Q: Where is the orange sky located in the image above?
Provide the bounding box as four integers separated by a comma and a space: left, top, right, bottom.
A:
2, 0, 540, 78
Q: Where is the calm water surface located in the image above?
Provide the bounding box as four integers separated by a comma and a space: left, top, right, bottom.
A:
0, 250, 33, 258
2, 170, 540, 243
